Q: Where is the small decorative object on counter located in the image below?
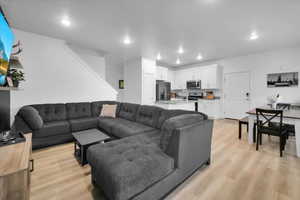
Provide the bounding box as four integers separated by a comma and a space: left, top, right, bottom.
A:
267, 93, 281, 109
205, 91, 215, 99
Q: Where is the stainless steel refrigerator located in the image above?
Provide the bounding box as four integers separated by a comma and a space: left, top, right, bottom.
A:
156, 80, 171, 101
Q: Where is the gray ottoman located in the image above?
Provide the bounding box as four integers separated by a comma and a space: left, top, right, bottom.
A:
87, 136, 174, 200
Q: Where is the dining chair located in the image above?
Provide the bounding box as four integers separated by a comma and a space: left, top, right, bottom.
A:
276, 103, 291, 110
238, 116, 257, 143
255, 108, 289, 157
276, 103, 295, 138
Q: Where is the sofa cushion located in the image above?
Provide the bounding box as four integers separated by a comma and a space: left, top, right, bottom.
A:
136, 105, 163, 128
118, 103, 139, 121
98, 117, 118, 134
91, 101, 120, 117
66, 102, 91, 119
33, 120, 71, 138
87, 141, 174, 200
127, 129, 161, 147
111, 118, 155, 138
69, 117, 98, 132
160, 114, 205, 151
32, 104, 67, 122
32, 133, 73, 150
156, 109, 207, 129
18, 106, 44, 130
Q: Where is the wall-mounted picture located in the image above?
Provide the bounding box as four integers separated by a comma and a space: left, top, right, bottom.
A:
119, 80, 124, 89
0, 8, 14, 86
267, 72, 298, 88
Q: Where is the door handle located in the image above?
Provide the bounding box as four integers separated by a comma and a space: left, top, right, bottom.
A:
30, 159, 34, 172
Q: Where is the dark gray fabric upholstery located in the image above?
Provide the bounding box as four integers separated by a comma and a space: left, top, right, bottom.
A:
69, 117, 98, 132
165, 119, 213, 168
118, 103, 139, 121
136, 105, 163, 128
33, 120, 70, 138
32, 133, 73, 150
32, 104, 67, 122
111, 118, 155, 138
98, 117, 119, 134
87, 140, 174, 200
13, 100, 214, 200
11, 116, 32, 134
160, 114, 205, 151
136, 129, 161, 146
91, 101, 120, 117
66, 102, 92, 119
156, 109, 207, 129
18, 106, 44, 130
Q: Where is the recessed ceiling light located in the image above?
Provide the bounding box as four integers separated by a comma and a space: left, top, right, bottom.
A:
177, 46, 184, 54
123, 36, 132, 45
156, 53, 162, 60
249, 31, 259, 40
197, 53, 203, 60
61, 16, 71, 27
176, 58, 181, 65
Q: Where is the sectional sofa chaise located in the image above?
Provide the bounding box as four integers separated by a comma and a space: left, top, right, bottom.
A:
13, 101, 213, 200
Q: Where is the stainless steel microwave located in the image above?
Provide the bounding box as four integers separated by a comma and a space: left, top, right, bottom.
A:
186, 80, 201, 89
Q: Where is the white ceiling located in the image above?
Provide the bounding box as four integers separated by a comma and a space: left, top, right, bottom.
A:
1, 0, 300, 67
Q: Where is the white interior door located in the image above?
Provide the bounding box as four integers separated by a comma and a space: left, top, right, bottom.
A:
224, 72, 251, 119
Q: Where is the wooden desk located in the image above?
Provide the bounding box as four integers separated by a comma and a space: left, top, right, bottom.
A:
247, 108, 300, 157
0, 133, 32, 200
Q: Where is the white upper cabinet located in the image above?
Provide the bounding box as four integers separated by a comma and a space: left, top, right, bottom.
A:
201, 64, 222, 89
156, 66, 168, 80
173, 64, 222, 90
174, 69, 190, 90
167, 70, 175, 90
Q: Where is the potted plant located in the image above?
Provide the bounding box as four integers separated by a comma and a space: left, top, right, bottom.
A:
7, 69, 25, 87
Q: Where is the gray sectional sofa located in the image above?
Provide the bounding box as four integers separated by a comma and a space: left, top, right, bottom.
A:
13, 101, 213, 200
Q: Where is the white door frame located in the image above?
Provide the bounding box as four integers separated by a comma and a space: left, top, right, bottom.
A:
223, 71, 252, 119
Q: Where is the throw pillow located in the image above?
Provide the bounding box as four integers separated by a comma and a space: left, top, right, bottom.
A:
100, 104, 117, 118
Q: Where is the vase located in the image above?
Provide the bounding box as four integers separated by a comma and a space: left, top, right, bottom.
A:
0, 75, 6, 86
13, 80, 19, 87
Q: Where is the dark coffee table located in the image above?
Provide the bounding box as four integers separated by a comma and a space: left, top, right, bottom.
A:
72, 129, 110, 166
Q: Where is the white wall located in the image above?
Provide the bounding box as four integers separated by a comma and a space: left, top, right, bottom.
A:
105, 55, 124, 101
219, 48, 300, 107
67, 44, 106, 80
11, 29, 117, 119
177, 47, 300, 115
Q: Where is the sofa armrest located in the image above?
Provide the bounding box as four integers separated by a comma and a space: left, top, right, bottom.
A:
17, 106, 44, 130
11, 115, 32, 134
165, 119, 213, 170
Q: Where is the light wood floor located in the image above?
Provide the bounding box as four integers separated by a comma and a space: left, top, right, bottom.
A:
31, 120, 300, 200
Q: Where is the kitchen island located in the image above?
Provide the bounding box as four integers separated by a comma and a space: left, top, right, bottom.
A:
155, 98, 222, 119
155, 99, 195, 111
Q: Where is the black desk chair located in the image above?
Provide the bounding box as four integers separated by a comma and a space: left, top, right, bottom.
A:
256, 108, 289, 157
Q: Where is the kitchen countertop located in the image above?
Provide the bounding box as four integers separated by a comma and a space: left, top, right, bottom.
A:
156, 99, 191, 104
156, 97, 221, 104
